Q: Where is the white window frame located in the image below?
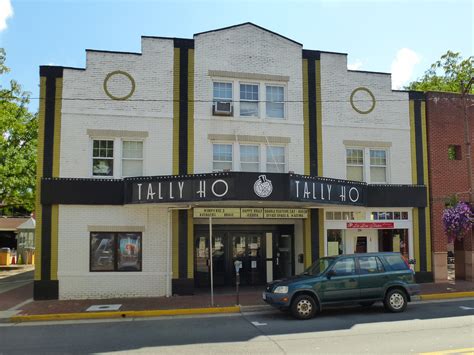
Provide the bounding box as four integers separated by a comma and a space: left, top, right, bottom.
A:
210, 78, 288, 121
346, 147, 390, 184
212, 143, 234, 172
121, 139, 144, 177
266, 145, 287, 173
239, 82, 259, 118
346, 148, 365, 182
239, 144, 260, 172
210, 142, 287, 173
91, 138, 115, 178
369, 148, 388, 184
91, 138, 145, 179
265, 84, 285, 119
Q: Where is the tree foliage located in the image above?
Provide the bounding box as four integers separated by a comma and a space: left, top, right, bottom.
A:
0, 48, 37, 213
406, 51, 474, 94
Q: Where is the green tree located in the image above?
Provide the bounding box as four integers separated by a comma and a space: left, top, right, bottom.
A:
0, 48, 37, 214
406, 50, 474, 93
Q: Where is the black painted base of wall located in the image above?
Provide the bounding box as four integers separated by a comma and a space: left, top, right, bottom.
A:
34, 280, 59, 300
172, 278, 194, 295
415, 271, 434, 283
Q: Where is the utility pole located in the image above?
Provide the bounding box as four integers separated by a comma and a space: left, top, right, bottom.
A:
461, 77, 474, 203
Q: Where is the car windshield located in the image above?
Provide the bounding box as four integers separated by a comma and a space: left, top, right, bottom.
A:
302, 257, 335, 276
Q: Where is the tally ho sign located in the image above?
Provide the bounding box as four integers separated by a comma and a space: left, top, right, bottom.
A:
126, 172, 366, 206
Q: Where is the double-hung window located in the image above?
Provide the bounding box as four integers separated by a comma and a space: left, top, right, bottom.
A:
92, 139, 144, 178
240, 84, 259, 117
346, 148, 364, 181
213, 144, 233, 171
122, 141, 143, 177
213, 82, 233, 115
240, 145, 260, 172
346, 147, 389, 183
93, 140, 114, 176
266, 86, 284, 118
369, 149, 387, 183
266, 146, 286, 173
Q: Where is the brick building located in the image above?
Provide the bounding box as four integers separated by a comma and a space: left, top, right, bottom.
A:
34, 23, 430, 300
424, 92, 474, 281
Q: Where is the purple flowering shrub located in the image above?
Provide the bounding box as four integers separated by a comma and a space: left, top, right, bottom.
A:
442, 202, 473, 242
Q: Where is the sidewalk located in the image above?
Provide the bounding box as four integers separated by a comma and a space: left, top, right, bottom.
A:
7, 279, 474, 322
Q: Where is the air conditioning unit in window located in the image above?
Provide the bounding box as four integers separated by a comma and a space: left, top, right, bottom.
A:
213, 101, 233, 116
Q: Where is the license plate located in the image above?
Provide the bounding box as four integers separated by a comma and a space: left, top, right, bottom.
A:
262, 292, 266, 300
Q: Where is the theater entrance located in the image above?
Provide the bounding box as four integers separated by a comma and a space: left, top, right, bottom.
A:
194, 225, 294, 288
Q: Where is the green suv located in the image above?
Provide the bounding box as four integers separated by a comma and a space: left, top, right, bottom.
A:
263, 252, 420, 320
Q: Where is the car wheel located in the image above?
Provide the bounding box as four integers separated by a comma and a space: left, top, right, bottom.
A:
291, 295, 317, 320
359, 301, 375, 307
384, 289, 407, 313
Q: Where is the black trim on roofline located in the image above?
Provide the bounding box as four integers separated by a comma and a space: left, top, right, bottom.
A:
194, 22, 302, 46
85, 49, 142, 56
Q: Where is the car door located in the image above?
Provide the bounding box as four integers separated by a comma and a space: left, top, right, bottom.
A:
319, 257, 359, 303
357, 255, 387, 299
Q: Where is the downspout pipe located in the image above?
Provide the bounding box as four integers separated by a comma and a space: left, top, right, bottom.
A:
167, 205, 192, 297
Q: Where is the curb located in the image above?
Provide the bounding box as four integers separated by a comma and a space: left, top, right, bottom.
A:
10, 306, 241, 323
420, 291, 474, 301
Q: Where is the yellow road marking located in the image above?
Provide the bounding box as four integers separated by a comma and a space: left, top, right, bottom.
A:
420, 348, 474, 355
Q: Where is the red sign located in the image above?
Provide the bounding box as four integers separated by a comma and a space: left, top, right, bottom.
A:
347, 222, 394, 229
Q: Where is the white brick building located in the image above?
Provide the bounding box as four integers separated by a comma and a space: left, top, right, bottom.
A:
34, 23, 430, 300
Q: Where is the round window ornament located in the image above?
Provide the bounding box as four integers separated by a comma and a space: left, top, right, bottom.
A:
350, 87, 376, 114
103, 70, 136, 101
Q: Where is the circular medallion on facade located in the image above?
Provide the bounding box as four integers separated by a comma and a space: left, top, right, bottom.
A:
350, 87, 376, 114
103, 70, 136, 100
254, 175, 273, 198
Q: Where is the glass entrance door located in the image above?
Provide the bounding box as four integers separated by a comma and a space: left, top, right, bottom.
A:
231, 233, 265, 286
274, 234, 293, 279
194, 232, 228, 287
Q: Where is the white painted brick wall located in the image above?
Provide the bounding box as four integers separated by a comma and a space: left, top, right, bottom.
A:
193, 24, 305, 174
320, 52, 412, 184
60, 38, 175, 178
58, 205, 169, 299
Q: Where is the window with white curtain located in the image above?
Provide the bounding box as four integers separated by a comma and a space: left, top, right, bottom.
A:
240, 145, 260, 172
240, 84, 259, 117
346, 147, 389, 183
213, 144, 233, 171
370, 149, 387, 183
122, 141, 143, 177
346, 148, 364, 181
266, 146, 286, 173
266, 86, 284, 118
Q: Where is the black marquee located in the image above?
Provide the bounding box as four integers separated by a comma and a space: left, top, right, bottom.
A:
41, 172, 427, 208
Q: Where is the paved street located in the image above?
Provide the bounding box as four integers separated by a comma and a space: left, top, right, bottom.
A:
1, 298, 473, 354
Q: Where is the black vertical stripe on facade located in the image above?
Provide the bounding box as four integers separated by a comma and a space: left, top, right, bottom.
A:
41, 204, 52, 281
38, 66, 63, 284
178, 47, 188, 175
43, 76, 56, 178
302, 50, 320, 177
178, 210, 188, 279
413, 100, 424, 186
413, 97, 428, 272
307, 59, 317, 176
310, 211, 320, 263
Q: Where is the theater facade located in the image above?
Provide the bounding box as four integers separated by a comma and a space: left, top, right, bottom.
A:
34, 23, 431, 300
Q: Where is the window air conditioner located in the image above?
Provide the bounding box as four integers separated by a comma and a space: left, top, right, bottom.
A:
213, 101, 233, 116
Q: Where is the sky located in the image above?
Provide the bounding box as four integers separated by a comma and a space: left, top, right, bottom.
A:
0, 0, 473, 113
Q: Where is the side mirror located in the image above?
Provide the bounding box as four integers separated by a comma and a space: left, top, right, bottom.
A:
326, 270, 336, 279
